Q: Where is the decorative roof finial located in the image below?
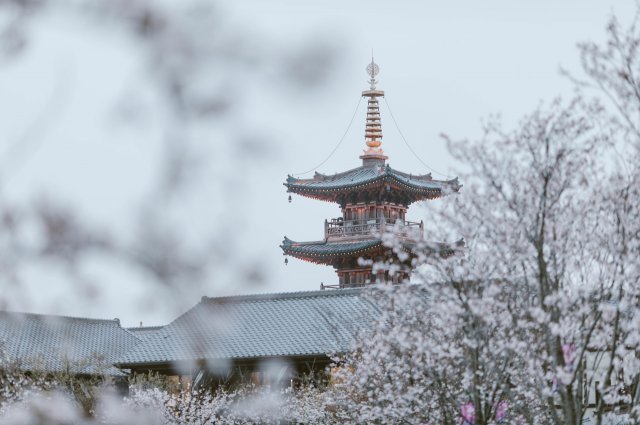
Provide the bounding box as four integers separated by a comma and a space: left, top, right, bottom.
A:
366, 54, 379, 90
360, 55, 387, 166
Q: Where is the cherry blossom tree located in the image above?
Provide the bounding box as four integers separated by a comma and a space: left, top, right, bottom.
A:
331, 9, 640, 425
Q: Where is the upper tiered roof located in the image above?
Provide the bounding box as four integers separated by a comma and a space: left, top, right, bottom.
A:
285, 164, 460, 204
285, 58, 460, 205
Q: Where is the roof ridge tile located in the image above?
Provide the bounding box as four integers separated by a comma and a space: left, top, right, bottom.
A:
201, 287, 367, 305
0, 311, 123, 326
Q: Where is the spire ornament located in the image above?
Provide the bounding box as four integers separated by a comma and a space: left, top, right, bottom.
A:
367, 58, 379, 90
361, 57, 387, 166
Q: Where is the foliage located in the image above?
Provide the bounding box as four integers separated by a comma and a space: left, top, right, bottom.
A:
0, 370, 329, 425
331, 9, 640, 425
116, 384, 327, 425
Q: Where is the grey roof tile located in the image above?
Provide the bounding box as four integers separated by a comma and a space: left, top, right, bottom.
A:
280, 237, 383, 256
286, 165, 460, 193
117, 289, 380, 366
0, 311, 141, 376
127, 326, 164, 341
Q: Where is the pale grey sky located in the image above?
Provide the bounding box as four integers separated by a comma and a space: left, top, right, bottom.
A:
0, 0, 635, 325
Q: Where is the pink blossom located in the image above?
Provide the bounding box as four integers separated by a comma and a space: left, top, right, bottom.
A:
562, 344, 576, 368
495, 400, 508, 421
459, 402, 475, 424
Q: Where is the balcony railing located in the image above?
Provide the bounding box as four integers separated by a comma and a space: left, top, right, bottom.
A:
324, 217, 423, 239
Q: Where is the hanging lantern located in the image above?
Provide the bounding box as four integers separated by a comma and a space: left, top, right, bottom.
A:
284, 257, 289, 265
288, 195, 292, 203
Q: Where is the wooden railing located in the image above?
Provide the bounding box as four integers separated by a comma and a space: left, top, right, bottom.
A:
324, 217, 423, 238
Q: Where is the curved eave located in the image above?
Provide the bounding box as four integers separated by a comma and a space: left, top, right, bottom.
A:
280, 236, 463, 266
280, 238, 385, 265
280, 237, 426, 266
284, 175, 459, 204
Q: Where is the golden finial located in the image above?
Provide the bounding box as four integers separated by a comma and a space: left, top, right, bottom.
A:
360, 55, 386, 163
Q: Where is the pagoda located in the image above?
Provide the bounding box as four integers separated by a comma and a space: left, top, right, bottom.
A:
281, 60, 461, 288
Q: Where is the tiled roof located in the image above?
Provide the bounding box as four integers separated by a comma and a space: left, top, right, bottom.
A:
280, 237, 424, 265
127, 326, 164, 340
117, 289, 380, 367
0, 311, 140, 376
281, 237, 384, 257
285, 164, 460, 200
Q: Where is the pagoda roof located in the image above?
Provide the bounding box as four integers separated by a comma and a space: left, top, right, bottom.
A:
281, 236, 424, 266
281, 237, 386, 262
281, 236, 463, 265
285, 164, 460, 204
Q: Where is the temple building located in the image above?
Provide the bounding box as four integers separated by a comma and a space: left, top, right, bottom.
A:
282, 60, 461, 288
0, 61, 463, 388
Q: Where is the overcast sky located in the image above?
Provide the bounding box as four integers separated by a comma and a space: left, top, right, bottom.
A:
0, 0, 635, 325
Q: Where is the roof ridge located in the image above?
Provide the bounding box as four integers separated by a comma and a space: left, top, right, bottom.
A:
201, 288, 367, 304
388, 167, 432, 180
127, 325, 164, 331
282, 238, 382, 247
0, 310, 122, 326
313, 165, 366, 180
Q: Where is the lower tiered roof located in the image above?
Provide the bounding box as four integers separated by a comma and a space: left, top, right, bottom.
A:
280, 237, 386, 263
281, 236, 463, 265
